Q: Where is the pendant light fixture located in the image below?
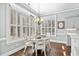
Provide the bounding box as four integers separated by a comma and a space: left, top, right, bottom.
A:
33, 3, 44, 35
34, 3, 44, 25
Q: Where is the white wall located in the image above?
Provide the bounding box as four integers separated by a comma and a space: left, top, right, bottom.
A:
0, 4, 6, 38
56, 10, 79, 44
66, 17, 79, 29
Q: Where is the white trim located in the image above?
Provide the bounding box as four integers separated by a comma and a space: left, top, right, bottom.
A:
42, 7, 79, 17
7, 38, 25, 45
50, 39, 66, 44
0, 45, 25, 56
16, 3, 38, 16
55, 15, 57, 36
9, 4, 29, 16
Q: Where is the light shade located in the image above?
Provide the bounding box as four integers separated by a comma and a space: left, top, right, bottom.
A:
34, 17, 43, 25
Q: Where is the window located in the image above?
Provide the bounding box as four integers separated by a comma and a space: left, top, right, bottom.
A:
10, 26, 16, 36
23, 27, 26, 34
17, 14, 20, 25
26, 27, 29, 36
23, 15, 27, 26
11, 9, 16, 24
17, 13, 21, 38
17, 27, 20, 37
23, 15, 28, 36
10, 9, 21, 39
8, 6, 35, 43
22, 15, 34, 37
41, 16, 56, 36
10, 9, 17, 39
28, 15, 34, 36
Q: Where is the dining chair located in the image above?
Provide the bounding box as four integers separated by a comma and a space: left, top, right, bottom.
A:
35, 38, 46, 56
46, 33, 51, 51
23, 36, 34, 55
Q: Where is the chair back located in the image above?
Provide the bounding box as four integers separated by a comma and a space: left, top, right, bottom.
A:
35, 38, 46, 49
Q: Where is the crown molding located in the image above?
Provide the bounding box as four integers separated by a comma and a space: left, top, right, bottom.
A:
15, 3, 39, 16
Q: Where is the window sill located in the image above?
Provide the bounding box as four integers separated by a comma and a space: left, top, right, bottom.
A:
51, 35, 56, 37
7, 38, 25, 45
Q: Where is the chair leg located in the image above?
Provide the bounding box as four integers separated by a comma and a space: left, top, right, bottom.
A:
41, 50, 43, 54
36, 49, 37, 56
44, 49, 46, 56
32, 46, 34, 53
49, 42, 51, 50
23, 46, 27, 55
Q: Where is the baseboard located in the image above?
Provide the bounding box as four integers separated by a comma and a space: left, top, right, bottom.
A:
50, 39, 67, 44
1, 45, 25, 56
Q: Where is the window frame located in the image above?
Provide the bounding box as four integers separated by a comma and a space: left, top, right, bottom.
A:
41, 15, 56, 36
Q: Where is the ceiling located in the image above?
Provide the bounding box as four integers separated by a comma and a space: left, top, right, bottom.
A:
26, 3, 79, 16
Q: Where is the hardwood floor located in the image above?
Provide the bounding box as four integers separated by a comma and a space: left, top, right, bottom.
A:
10, 42, 71, 56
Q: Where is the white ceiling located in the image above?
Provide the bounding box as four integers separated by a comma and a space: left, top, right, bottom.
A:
27, 3, 79, 16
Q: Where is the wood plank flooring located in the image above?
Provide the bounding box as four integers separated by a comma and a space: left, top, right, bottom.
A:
10, 42, 71, 56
